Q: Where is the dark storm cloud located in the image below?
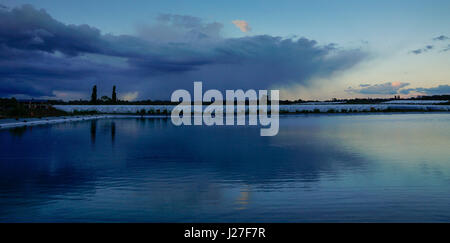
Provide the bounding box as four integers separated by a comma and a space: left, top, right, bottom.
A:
0, 4, 367, 99
346, 82, 410, 95
0, 5, 179, 59
0, 79, 50, 97
0, 4, 108, 56
400, 85, 450, 95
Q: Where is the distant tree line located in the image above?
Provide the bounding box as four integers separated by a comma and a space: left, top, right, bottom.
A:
332, 95, 450, 104
90, 85, 118, 104
45, 85, 178, 105
0, 98, 67, 118
2, 84, 450, 107
409, 94, 450, 100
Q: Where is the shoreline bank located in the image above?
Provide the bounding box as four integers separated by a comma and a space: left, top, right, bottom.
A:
1, 112, 450, 130
0, 115, 109, 129
54, 104, 450, 114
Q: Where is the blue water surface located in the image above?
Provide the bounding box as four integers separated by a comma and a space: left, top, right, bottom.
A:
0, 113, 449, 222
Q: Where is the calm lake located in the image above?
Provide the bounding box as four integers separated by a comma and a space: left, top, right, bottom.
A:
1, 113, 450, 222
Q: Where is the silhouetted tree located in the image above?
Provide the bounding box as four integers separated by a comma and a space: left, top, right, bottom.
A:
112, 85, 117, 103
91, 85, 97, 104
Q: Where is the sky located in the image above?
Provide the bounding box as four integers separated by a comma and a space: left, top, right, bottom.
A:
0, 0, 449, 100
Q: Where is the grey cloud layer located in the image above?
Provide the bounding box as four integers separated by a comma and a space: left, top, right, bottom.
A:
346, 82, 410, 95
348, 82, 450, 96
1, 5, 367, 99
410, 35, 450, 54
400, 85, 450, 95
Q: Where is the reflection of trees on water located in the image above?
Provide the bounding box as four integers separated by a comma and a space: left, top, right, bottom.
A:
111, 121, 115, 145
0, 117, 372, 222
4, 118, 367, 189
8, 126, 28, 137
90, 120, 97, 145
120, 122, 369, 186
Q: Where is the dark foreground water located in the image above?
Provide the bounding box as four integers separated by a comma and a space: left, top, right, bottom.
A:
0, 114, 449, 222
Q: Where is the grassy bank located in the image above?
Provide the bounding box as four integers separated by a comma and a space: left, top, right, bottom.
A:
0, 98, 101, 119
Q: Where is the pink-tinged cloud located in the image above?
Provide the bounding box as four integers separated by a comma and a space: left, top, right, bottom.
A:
232, 20, 251, 32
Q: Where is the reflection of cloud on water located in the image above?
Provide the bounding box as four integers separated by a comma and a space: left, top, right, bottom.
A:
0, 117, 371, 221
308, 114, 450, 180
0, 116, 410, 222
235, 187, 250, 210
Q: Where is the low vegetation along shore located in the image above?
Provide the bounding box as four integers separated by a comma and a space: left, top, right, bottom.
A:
54, 103, 450, 114
3, 85, 449, 119
1, 103, 450, 130
1, 95, 450, 121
